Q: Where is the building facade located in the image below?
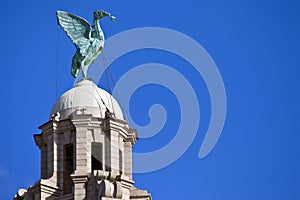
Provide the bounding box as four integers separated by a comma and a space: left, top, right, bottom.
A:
14, 79, 152, 200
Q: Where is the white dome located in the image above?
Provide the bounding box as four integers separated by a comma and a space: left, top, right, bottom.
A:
50, 79, 124, 120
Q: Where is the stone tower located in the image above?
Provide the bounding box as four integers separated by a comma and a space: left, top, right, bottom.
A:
14, 79, 152, 200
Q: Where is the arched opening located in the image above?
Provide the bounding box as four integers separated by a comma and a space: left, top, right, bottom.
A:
63, 144, 74, 194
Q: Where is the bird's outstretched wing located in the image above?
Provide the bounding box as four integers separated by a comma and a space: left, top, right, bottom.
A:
56, 11, 91, 49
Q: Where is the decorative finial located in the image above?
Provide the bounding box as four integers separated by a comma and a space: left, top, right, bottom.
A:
56, 10, 116, 79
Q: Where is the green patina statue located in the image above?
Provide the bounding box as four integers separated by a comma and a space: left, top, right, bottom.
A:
56, 10, 115, 78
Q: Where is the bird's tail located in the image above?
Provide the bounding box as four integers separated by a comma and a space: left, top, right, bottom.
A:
71, 56, 81, 78
71, 51, 84, 78
71, 63, 80, 78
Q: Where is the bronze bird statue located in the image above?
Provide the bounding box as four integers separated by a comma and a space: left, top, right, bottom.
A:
56, 10, 115, 78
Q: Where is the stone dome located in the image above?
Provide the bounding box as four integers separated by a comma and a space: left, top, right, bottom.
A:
50, 79, 124, 120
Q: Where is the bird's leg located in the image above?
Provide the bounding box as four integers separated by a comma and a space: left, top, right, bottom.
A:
81, 63, 87, 79
81, 69, 86, 79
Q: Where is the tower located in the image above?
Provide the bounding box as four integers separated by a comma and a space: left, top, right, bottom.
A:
14, 79, 152, 200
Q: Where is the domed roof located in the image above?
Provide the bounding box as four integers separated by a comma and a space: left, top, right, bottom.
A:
50, 79, 124, 120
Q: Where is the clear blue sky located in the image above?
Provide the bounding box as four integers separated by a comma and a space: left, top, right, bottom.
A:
0, 0, 300, 199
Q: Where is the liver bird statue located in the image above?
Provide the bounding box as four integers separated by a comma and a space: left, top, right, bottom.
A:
56, 10, 115, 78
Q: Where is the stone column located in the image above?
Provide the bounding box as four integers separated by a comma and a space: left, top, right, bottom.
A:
52, 128, 59, 184
103, 115, 120, 174
47, 133, 54, 179
74, 126, 88, 174
40, 145, 48, 179
124, 142, 133, 180
109, 128, 120, 174
71, 111, 92, 174
71, 111, 92, 199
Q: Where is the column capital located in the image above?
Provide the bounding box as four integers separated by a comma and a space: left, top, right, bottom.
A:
71, 174, 89, 184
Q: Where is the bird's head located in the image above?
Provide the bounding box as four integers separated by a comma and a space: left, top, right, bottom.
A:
94, 10, 116, 22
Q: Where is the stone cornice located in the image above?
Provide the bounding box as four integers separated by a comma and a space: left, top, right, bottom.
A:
29, 179, 62, 197
106, 118, 138, 145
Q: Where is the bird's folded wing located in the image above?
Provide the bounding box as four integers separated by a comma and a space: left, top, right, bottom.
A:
78, 38, 103, 57
56, 11, 91, 49
78, 38, 91, 56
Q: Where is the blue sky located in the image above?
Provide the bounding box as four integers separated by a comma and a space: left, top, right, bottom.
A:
1, 0, 300, 199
